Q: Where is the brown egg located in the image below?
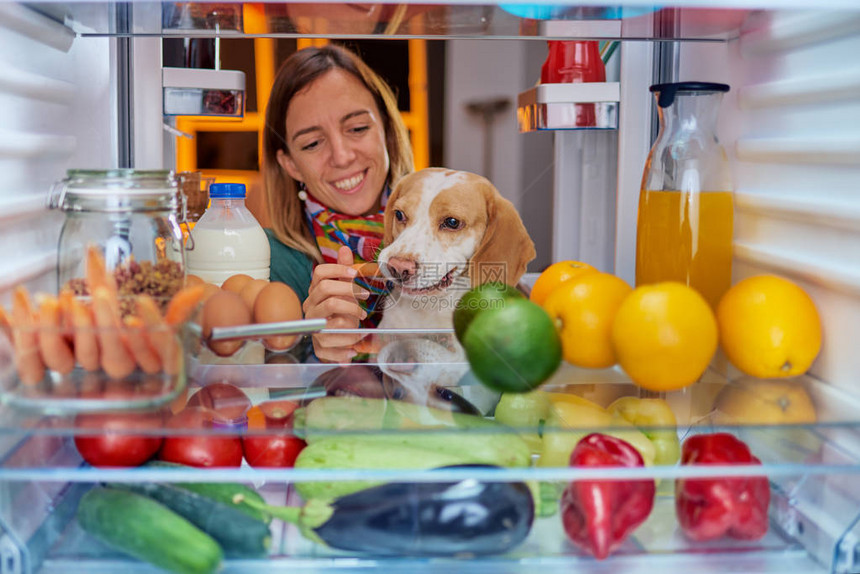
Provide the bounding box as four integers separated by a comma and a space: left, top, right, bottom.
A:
239, 278, 269, 311
253, 281, 303, 351
221, 273, 254, 294
201, 282, 221, 302
201, 290, 252, 357
184, 274, 205, 288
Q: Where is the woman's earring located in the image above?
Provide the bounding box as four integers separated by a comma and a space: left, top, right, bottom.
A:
297, 181, 308, 202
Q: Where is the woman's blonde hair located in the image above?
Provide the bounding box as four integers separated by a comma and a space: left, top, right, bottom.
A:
263, 44, 414, 263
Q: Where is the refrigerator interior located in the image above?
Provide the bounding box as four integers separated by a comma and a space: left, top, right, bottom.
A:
1, 1, 860, 573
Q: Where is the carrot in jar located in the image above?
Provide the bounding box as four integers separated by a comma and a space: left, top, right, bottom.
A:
123, 315, 163, 374
37, 294, 76, 375
92, 287, 136, 380
135, 294, 180, 376
164, 283, 208, 326
86, 245, 119, 305
57, 289, 75, 331
11, 287, 45, 385
68, 297, 100, 372
0, 304, 12, 342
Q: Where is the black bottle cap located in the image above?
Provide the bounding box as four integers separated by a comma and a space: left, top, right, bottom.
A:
650, 82, 731, 108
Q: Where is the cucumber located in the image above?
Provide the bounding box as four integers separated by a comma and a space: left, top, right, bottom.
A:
109, 480, 271, 558
144, 460, 270, 523
77, 487, 222, 574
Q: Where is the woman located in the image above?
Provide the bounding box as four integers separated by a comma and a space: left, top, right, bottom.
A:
262, 45, 413, 361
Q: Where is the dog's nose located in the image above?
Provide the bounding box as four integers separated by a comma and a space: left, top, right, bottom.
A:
385, 257, 417, 282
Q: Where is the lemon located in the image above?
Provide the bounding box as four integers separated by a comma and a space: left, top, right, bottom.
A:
611, 282, 718, 392
717, 275, 822, 378
462, 298, 562, 393
712, 377, 817, 425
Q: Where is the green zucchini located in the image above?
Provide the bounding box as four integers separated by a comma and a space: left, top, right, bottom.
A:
294, 436, 485, 500
144, 460, 270, 523
295, 396, 532, 468
296, 396, 503, 434
108, 480, 271, 558
77, 487, 222, 574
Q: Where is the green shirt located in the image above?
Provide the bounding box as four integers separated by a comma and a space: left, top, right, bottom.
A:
265, 228, 313, 303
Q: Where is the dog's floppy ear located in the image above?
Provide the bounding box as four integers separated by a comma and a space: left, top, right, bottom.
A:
469, 182, 536, 287
382, 176, 409, 249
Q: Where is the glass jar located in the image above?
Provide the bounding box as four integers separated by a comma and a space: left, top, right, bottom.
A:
49, 169, 186, 305
635, 82, 733, 311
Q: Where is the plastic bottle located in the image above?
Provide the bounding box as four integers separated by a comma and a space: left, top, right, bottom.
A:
185, 183, 270, 286
540, 41, 606, 127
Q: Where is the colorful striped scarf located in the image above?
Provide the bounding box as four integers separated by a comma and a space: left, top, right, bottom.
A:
304, 189, 390, 327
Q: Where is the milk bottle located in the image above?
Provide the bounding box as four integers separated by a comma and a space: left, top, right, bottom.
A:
185, 183, 270, 286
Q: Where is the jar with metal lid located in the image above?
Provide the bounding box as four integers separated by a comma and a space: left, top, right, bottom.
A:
49, 169, 186, 308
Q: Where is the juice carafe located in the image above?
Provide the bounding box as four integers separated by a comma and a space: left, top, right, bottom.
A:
636, 82, 733, 311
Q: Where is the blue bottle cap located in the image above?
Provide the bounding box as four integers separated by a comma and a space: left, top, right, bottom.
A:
208, 183, 246, 199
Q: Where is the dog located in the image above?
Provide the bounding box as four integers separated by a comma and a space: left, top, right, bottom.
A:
377, 168, 536, 329
372, 168, 535, 413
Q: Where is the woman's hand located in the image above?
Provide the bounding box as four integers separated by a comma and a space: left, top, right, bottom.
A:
303, 246, 370, 363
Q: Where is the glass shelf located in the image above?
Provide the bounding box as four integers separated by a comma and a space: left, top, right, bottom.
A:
23, 1, 838, 42
2, 326, 860, 573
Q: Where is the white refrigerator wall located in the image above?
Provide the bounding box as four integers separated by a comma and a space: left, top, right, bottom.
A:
0, 6, 116, 301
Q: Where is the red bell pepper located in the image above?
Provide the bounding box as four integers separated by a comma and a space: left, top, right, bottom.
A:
560, 433, 656, 560
675, 433, 770, 542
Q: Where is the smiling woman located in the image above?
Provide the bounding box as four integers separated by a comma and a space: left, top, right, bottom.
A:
261, 45, 414, 361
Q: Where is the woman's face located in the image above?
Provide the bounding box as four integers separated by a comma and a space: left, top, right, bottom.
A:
278, 69, 390, 216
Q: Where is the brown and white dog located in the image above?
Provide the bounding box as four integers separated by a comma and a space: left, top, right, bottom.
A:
373, 168, 535, 411
377, 167, 536, 329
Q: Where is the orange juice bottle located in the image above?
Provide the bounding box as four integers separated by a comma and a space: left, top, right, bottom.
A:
636, 82, 734, 311
636, 189, 733, 311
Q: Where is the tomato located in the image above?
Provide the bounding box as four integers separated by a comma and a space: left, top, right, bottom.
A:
259, 400, 300, 424
74, 410, 164, 468
186, 382, 251, 424
242, 433, 306, 468
243, 399, 305, 468
159, 407, 243, 468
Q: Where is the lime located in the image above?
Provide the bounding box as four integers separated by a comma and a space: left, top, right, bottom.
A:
462, 298, 562, 393
453, 282, 524, 342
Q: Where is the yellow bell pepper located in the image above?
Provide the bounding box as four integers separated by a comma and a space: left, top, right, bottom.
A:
538, 396, 656, 468
606, 397, 680, 466
545, 392, 606, 412
493, 390, 552, 453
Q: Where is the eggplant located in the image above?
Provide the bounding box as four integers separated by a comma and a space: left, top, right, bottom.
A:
238, 465, 534, 556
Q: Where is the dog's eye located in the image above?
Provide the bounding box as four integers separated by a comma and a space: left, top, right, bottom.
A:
441, 217, 463, 230
394, 209, 406, 223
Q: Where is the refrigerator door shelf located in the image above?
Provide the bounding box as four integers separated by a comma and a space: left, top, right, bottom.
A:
518, 82, 621, 131
162, 67, 245, 117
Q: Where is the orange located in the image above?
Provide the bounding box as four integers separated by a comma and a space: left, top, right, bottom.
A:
529, 260, 597, 306
611, 282, 718, 392
717, 275, 822, 379
542, 272, 632, 369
